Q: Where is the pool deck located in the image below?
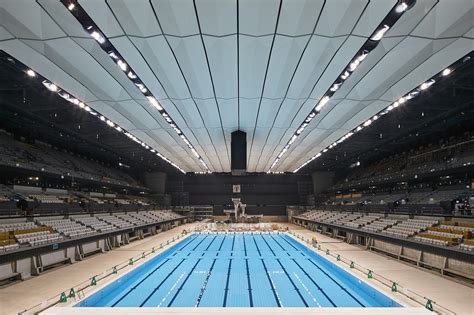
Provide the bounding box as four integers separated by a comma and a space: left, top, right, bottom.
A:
0, 222, 472, 315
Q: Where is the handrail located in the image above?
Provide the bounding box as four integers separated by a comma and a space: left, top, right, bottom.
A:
17, 231, 189, 315
288, 230, 457, 315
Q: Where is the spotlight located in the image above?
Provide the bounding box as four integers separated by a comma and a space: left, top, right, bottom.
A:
371, 25, 389, 41
26, 69, 36, 77
442, 68, 451, 76
67, 3, 75, 10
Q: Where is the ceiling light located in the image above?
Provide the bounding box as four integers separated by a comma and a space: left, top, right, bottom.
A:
67, 3, 75, 10
371, 25, 389, 41
348, 59, 360, 72
42, 81, 58, 92
100, 115, 106, 122
442, 68, 451, 76
420, 79, 435, 90
315, 96, 330, 111
363, 119, 372, 127
106, 120, 115, 127
330, 83, 341, 92
395, 2, 408, 13
90, 31, 105, 44
398, 97, 406, 104
26, 69, 36, 77
117, 60, 127, 71
128, 71, 137, 79
108, 52, 118, 59
341, 71, 350, 80
146, 96, 163, 110
115, 126, 122, 132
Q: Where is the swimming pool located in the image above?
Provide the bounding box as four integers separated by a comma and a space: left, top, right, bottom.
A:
76, 233, 400, 308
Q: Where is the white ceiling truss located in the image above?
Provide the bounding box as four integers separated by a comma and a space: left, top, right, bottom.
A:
0, 0, 472, 173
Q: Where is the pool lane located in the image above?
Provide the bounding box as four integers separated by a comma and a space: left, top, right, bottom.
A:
77, 233, 400, 308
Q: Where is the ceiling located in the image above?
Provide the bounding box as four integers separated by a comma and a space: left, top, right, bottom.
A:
0, 51, 180, 175
0, 0, 473, 173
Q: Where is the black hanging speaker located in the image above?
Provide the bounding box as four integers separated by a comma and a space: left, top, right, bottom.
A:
231, 130, 247, 175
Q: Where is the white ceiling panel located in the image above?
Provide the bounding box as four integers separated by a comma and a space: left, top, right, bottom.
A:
203, 35, 238, 99
130, 36, 192, 99
167, 36, 214, 99
263, 35, 310, 99
314, 0, 367, 37
196, 0, 236, 36
151, 0, 198, 36
239, 35, 274, 98
239, 0, 280, 36
278, 0, 324, 36
106, 0, 163, 37
1, 0, 471, 173
80, 0, 125, 37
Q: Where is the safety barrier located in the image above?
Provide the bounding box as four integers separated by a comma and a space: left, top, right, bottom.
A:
18, 231, 188, 315
288, 230, 456, 314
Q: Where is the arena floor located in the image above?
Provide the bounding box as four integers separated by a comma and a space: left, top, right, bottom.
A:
1, 223, 472, 315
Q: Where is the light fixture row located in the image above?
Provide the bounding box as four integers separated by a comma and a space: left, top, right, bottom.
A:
62, 0, 210, 173
267, 0, 416, 173
14, 53, 186, 173
292, 52, 473, 173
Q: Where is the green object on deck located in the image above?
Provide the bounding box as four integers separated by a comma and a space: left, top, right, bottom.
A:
367, 270, 373, 279
91, 276, 97, 286
129, 258, 134, 265
317, 244, 321, 250
326, 249, 330, 255
350, 261, 355, 268
69, 288, 75, 298
142, 252, 145, 259
152, 247, 155, 253
426, 299, 433, 311
337, 254, 340, 261
59, 292, 67, 303
112, 266, 117, 274
391, 282, 397, 292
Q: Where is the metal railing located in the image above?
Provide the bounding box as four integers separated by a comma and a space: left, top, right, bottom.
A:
288, 230, 457, 315
18, 232, 189, 315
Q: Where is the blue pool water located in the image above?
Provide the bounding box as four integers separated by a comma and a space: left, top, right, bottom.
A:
77, 233, 400, 308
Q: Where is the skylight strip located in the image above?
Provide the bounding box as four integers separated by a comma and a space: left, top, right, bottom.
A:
293, 52, 473, 173
267, 0, 416, 173
62, 0, 210, 173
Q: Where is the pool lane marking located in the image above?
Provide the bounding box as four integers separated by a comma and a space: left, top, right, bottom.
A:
167, 258, 202, 307
138, 259, 186, 307
231, 234, 236, 256
110, 258, 171, 306
217, 235, 226, 251
269, 234, 286, 251
252, 235, 262, 256
259, 234, 276, 256
111, 235, 198, 306
261, 259, 282, 307
157, 272, 185, 307
245, 258, 254, 307
204, 235, 218, 251
191, 234, 209, 251
293, 272, 321, 307
276, 259, 308, 307
195, 259, 217, 307
279, 234, 365, 307
222, 259, 233, 307
291, 259, 335, 307
305, 258, 365, 307
243, 234, 247, 256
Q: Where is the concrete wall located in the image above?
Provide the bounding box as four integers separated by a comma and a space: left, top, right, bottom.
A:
312, 171, 335, 195
143, 172, 167, 194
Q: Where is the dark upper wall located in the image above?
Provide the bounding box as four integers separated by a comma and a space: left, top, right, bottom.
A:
167, 173, 312, 215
